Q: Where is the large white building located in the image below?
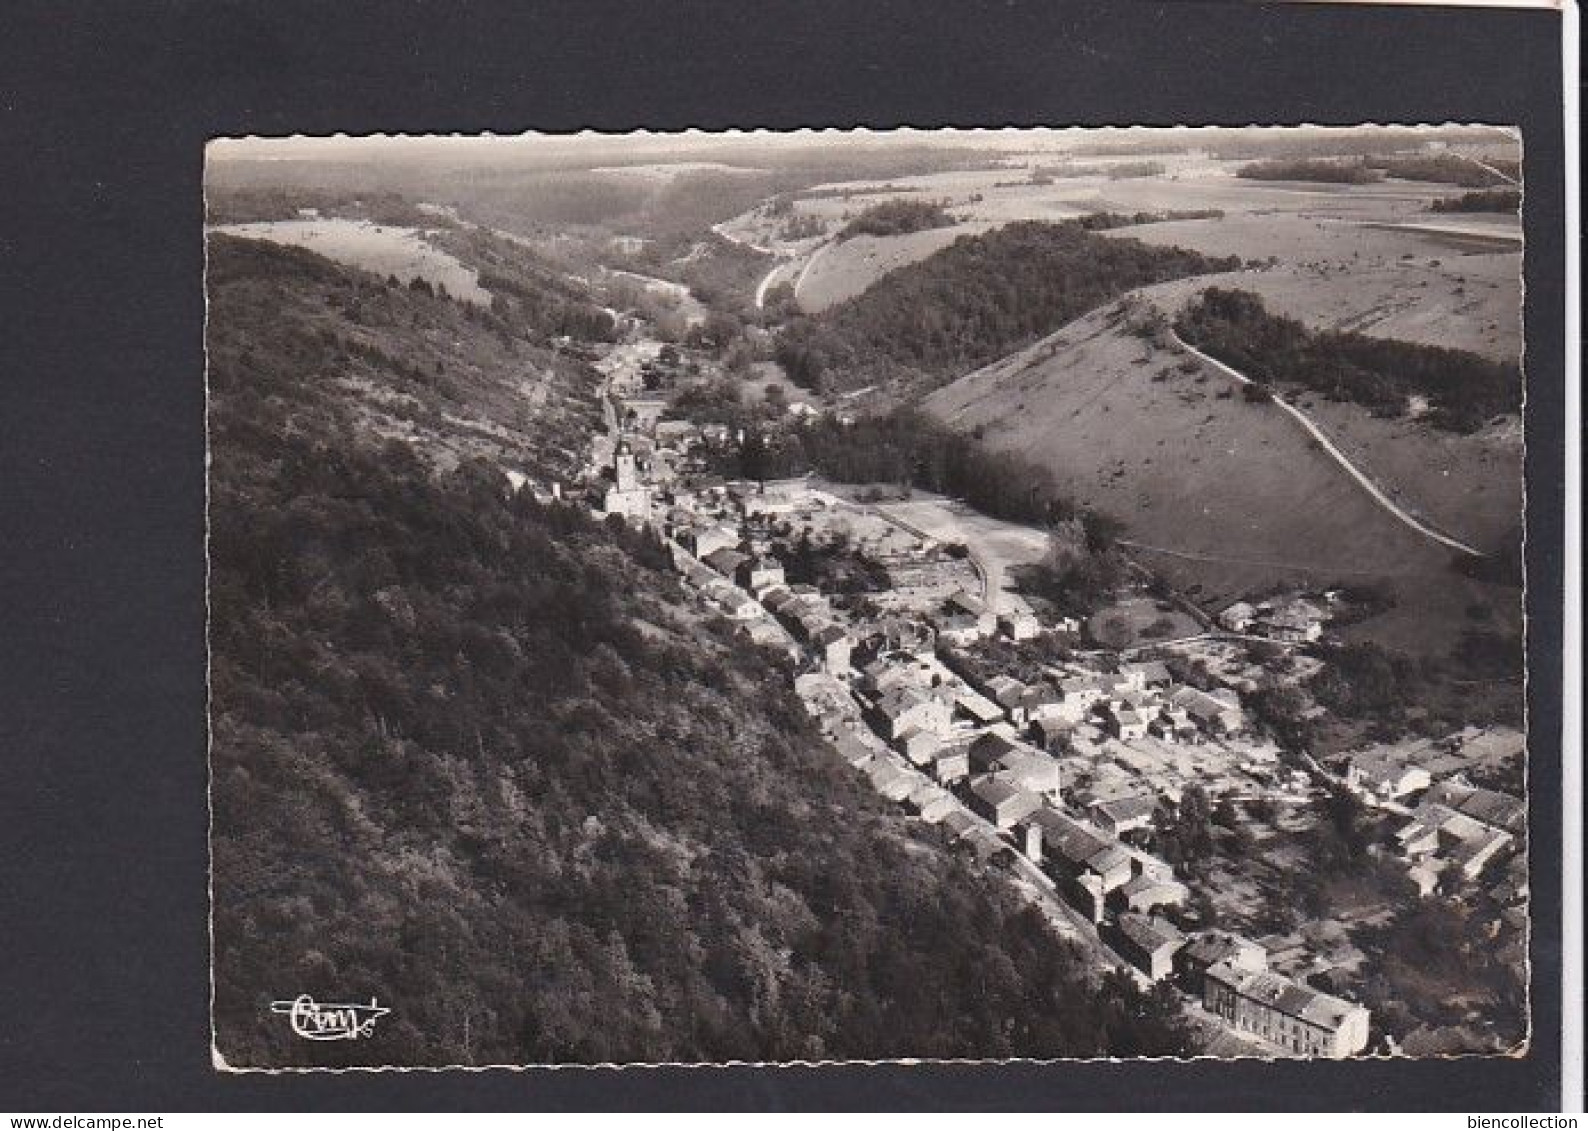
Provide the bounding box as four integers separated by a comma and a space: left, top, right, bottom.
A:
1201, 962, 1371, 1058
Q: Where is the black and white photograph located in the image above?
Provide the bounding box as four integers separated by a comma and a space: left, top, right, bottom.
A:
204, 125, 1535, 1070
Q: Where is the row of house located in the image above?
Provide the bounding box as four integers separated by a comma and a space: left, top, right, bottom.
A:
1394, 780, 1523, 893
946, 651, 1247, 749
1217, 595, 1328, 643
1026, 807, 1186, 921
1103, 924, 1371, 1058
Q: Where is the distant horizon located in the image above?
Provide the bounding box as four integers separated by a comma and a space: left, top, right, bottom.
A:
208, 123, 1520, 169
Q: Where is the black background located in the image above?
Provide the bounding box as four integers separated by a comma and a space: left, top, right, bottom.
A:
0, 0, 1567, 1112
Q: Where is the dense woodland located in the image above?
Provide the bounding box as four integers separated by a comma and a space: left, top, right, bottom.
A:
775, 220, 1241, 394
1175, 287, 1521, 431
1429, 189, 1522, 214
1236, 153, 1514, 189
1369, 153, 1517, 188
208, 235, 1196, 1067
835, 198, 953, 241
1235, 159, 1383, 185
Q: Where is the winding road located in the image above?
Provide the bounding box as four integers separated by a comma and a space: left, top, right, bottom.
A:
1167, 329, 1486, 559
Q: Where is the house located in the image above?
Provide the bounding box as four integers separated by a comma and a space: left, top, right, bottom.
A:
702, 546, 750, 579
1255, 598, 1326, 643
762, 587, 798, 617
1118, 660, 1173, 689
703, 581, 759, 620
1345, 746, 1434, 801
813, 623, 852, 673
1115, 871, 1190, 915
969, 732, 1024, 775
1091, 794, 1157, 836
833, 733, 873, 769
867, 761, 916, 803
874, 687, 951, 742
1169, 685, 1245, 735
985, 675, 1029, 718
1100, 697, 1153, 741
1202, 962, 1370, 1058
1395, 803, 1514, 882
894, 726, 944, 766
1054, 674, 1112, 722
1021, 808, 1134, 920
1109, 913, 1187, 982
931, 612, 986, 648
1019, 684, 1068, 725
1177, 930, 1268, 991
1149, 704, 1199, 743
736, 555, 786, 592
930, 745, 971, 785
968, 775, 1042, 829
1423, 781, 1525, 834
1217, 600, 1258, 633
1031, 715, 1076, 751
955, 692, 1005, 727
998, 608, 1042, 641
946, 589, 997, 635
911, 786, 958, 824
740, 619, 793, 654
994, 750, 1063, 797
941, 809, 979, 839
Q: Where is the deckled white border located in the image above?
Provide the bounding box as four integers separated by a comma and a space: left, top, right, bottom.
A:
203, 123, 1539, 1074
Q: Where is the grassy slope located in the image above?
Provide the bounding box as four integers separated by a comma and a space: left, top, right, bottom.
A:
924, 299, 1521, 654
795, 223, 997, 313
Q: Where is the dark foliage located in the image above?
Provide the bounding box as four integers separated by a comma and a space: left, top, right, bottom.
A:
835, 198, 953, 242
1176, 288, 1520, 432
1369, 154, 1511, 188
1429, 189, 1521, 214
1236, 159, 1382, 184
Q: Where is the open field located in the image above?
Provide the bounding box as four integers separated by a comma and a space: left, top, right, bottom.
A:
209, 218, 491, 305
1087, 595, 1202, 648
794, 224, 988, 312
867, 490, 1053, 608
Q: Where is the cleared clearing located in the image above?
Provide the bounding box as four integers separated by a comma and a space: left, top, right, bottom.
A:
868, 490, 1053, 609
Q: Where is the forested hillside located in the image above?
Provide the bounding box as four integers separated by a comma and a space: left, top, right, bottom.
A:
208, 236, 1194, 1067
775, 220, 1240, 395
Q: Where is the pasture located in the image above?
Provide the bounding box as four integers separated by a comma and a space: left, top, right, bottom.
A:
210, 218, 492, 306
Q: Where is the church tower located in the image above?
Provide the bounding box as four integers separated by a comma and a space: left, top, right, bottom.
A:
614, 441, 639, 491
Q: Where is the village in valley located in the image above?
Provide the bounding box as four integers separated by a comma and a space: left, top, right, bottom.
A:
205, 126, 1530, 1065
548, 309, 1527, 1060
